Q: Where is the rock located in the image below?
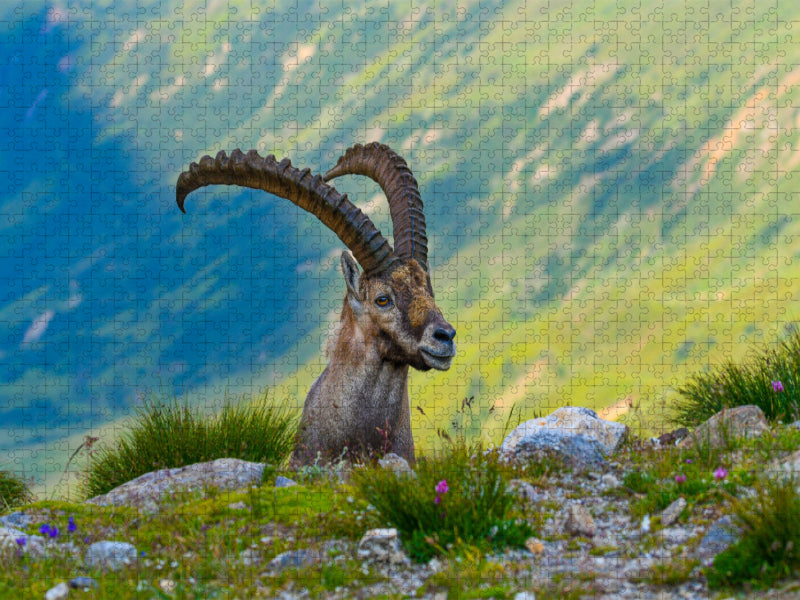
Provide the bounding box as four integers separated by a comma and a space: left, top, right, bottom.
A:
507, 479, 538, 502
503, 407, 629, 455
765, 449, 800, 485
514, 592, 537, 600
659, 527, 692, 545
0, 512, 32, 529
275, 475, 298, 487
525, 537, 545, 556
377, 453, 414, 477
44, 582, 69, 600
357, 528, 406, 564
0, 526, 46, 560
240, 547, 261, 566
660, 497, 687, 527
84, 541, 138, 570
695, 515, 741, 560
600, 473, 621, 488
501, 407, 628, 467
86, 458, 266, 511
678, 405, 769, 449
69, 576, 99, 589
656, 427, 689, 446
563, 503, 597, 537
267, 548, 319, 573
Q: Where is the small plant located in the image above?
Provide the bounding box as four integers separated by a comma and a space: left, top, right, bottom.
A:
672, 327, 800, 427
83, 389, 297, 498
353, 442, 532, 562
707, 477, 800, 589
0, 470, 33, 510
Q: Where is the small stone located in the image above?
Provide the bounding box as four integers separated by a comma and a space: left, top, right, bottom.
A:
275, 476, 297, 488
240, 547, 261, 566
640, 514, 651, 533
525, 537, 545, 556
507, 479, 537, 502
660, 496, 687, 527
227, 501, 247, 510
600, 473, 621, 488
84, 541, 138, 570
696, 515, 741, 559
159, 579, 176, 593
267, 548, 318, 572
44, 582, 69, 600
69, 576, 99, 590
377, 453, 414, 477
357, 528, 406, 564
563, 503, 597, 537
514, 592, 537, 600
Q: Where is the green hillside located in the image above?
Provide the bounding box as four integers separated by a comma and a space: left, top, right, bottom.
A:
3, 0, 799, 493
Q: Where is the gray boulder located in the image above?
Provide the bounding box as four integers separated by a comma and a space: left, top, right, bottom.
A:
86, 458, 266, 511
678, 405, 768, 449
84, 541, 138, 570
501, 407, 628, 466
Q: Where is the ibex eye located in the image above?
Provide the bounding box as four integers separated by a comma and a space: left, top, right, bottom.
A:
375, 295, 392, 307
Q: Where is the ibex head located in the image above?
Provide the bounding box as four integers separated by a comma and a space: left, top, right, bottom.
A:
176, 142, 455, 463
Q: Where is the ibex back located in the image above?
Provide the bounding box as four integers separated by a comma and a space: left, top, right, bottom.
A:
176, 143, 456, 465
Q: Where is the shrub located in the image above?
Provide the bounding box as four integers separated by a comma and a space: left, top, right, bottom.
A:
707, 477, 800, 589
0, 470, 33, 509
353, 443, 532, 562
83, 390, 297, 498
672, 327, 800, 427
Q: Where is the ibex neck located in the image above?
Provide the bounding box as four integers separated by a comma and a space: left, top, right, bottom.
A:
327, 304, 409, 404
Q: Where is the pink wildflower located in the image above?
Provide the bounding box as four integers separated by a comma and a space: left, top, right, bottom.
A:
675, 474, 687, 484
714, 467, 728, 480
773, 380, 785, 392
435, 480, 449, 495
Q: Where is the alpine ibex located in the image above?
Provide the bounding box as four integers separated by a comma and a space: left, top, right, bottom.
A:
176, 143, 456, 464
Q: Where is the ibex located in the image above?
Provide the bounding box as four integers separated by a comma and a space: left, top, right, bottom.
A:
176, 143, 456, 464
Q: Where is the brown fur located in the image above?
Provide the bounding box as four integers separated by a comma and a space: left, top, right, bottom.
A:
292, 255, 455, 466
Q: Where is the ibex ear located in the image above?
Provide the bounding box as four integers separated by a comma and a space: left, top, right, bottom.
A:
340, 251, 364, 314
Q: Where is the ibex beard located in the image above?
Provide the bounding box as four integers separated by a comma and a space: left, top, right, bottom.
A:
176, 143, 456, 466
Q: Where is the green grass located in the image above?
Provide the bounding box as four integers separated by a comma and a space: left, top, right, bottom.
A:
672, 328, 800, 428
707, 477, 800, 590
83, 390, 297, 498
0, 470, 33, 511
352, 442, 533, 562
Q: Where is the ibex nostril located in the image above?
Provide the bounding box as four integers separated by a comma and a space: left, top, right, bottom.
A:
434, 326, 455, 343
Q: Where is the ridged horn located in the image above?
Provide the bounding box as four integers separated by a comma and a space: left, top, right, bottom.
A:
176, 149, 397, 274
324, 143, 429, 272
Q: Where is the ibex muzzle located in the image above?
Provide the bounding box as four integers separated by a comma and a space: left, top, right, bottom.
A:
176, 143, 455, 464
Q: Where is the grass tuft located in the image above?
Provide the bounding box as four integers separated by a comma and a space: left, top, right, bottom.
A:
83, 389, 297, 498
672, 327, 800, 427
0, 470, 33, 510
352, 442, 532, 562
707, 477, 800, 589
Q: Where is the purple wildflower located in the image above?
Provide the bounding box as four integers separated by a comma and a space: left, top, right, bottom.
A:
714, 467, 728, 480
15, 537, 26, 547
39, 524, 50, 536
685, 459, 693, 464
435, 480, 449, 495
675, 474, 687, 484
772, 380, 785, 392
67, 516, 77, 533
434, 495, 441, 504
48, 526, 59, 539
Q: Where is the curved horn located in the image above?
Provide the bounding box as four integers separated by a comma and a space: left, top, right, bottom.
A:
176, 149, 397, 274
323, 143, 428, 271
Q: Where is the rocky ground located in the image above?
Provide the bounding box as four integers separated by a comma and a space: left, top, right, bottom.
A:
3, 405, 800, 599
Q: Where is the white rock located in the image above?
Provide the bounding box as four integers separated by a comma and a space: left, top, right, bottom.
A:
44, 582, 69, 600
660, 496, 687, 527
